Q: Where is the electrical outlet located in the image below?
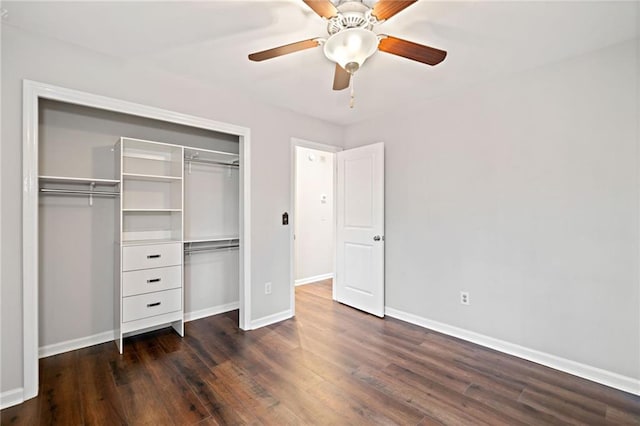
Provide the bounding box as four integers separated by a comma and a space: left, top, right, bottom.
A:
460, 291, 470, 305
265, 282, 272, 295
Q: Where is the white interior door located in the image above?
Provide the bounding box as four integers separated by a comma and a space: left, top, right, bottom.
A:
335, 142, 384, 317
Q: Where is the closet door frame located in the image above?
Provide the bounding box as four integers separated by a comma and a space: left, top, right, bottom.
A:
22, 80, 252, 401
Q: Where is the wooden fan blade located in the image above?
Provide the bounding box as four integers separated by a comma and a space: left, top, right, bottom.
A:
333, 64, 351, 91
303, 0, 338, 19
248, 39, 320, 62
372, 0, 417, 21
378, 35, 447, 65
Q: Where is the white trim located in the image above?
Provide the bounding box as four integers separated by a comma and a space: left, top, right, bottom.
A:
22, 81, 39, 401
290, 138, 342, 319
291, 138, 343, 154
385, 307, 640, 396
184, 302, 239, 322
239, 133, 251, 331
22, 80, 252, 401
250, 309, 293, 330
295, 273, 334, 286
0, 388, 24, 410
38, 330, 116, 359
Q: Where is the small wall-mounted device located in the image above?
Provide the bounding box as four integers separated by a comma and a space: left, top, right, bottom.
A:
282, 212, 289, 225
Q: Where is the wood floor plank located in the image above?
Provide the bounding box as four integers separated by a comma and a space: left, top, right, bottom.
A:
353, 363, 495, 425
212, 361, 304, 425
297, 351, 426, 425
416, 415, 447, 426
252, 368, 340, 424
381, 363, 527, 425
132, 337, 211, 426
108, 348, 148, 387
199, 371, 262, 425
38, 351, 84, 425
465, 383, 573, 426
153, 375, 216, 426
77, 346, 128, 426
193, 417, 220, 426
518, 386, 608, 425
606, 406, 640, 425
305, 378, 401, 425
166, 349, 253, 425
0, 396, 40, 425
116, 377, 177, 425
3, 280, 640, 425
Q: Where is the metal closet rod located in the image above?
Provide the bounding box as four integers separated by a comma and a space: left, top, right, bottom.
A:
185, 157, 239, 168
184, 244, 239, 254
39, 188, 120, 196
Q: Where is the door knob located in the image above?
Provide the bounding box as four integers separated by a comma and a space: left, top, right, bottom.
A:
373, 235, 381, 241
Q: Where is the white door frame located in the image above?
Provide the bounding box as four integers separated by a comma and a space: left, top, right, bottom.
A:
290, 138, 342, 315
22, 80, 252, 401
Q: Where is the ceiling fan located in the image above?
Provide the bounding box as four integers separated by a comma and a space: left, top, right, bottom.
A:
248, 0, 447, 95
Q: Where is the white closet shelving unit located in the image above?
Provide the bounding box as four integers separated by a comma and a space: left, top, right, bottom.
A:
115, 137, 185, 353
115, 138, 240, 352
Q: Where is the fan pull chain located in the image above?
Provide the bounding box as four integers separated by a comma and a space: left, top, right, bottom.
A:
349, 73, 355, 109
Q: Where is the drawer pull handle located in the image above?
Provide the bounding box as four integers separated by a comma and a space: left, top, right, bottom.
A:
147, 302, 161, 308
147, 254, 161, 259
147, 278, 161, 283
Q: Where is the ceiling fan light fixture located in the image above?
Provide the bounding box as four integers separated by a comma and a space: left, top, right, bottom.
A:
323, 28, 378, 73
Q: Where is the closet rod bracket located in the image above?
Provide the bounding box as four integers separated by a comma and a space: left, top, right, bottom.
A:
89, 182, 96, 206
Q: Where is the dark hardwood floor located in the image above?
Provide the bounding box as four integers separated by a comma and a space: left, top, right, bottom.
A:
2, 280, 640, 425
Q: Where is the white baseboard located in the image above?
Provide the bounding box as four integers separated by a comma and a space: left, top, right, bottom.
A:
185, 302, 239, 322
295, 273, 334, 286
0, 387, 24, 410
250, 309, 293, 330
39, 330, 116, 359
385, 307, 640, 396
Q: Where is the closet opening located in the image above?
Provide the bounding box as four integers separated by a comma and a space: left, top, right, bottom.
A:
32, 95, 249, 360
24, 81, 251, 400
291, 139, 341, 313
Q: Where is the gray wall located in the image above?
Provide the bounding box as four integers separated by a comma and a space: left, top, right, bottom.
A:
345, 40, 640, 379
1, 24, 342, 393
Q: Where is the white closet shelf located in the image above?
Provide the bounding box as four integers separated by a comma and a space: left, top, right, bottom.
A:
184, 147, 239, 166
39, 175, 120, 185
122, 239, 183, 247
184, 147, 238, 158
184, 236, 239, 244
122, 208, 182, 212
122, 173, 182, 182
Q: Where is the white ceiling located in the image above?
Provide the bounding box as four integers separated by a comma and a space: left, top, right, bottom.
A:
3, 1, 638, 126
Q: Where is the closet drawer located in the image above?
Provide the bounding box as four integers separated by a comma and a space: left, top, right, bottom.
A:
122, 266, 182, 297
122, 243, 182, 271
122, 288, 182, 322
